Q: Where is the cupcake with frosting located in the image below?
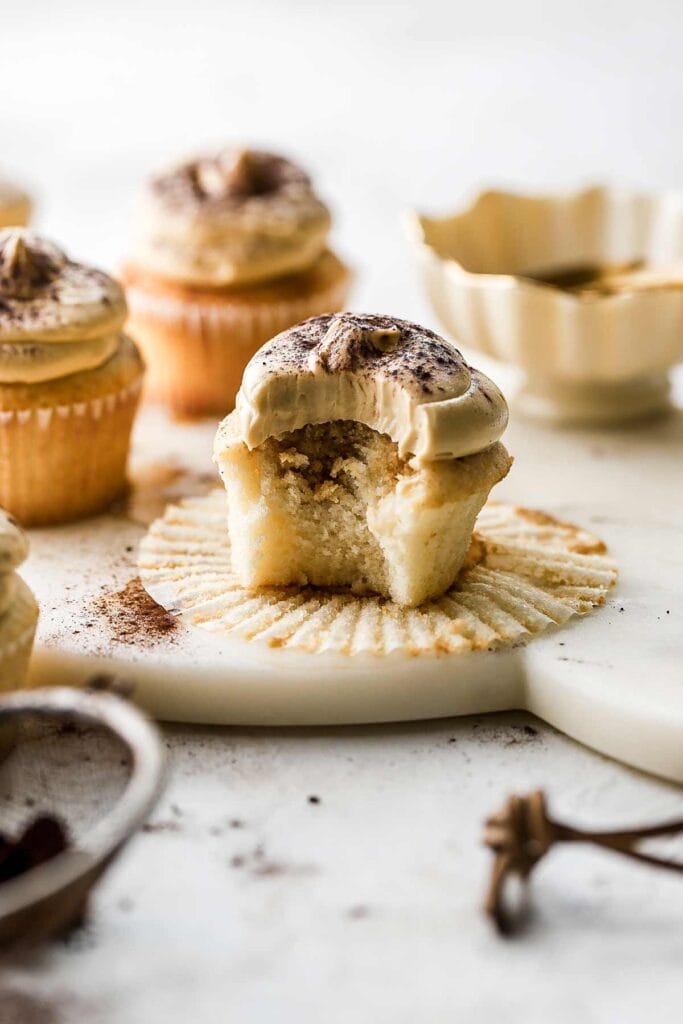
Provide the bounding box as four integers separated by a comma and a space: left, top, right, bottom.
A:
0, 229, 144, 525
122, 147, 351, 417
0, 508, 38, 692
214, 313, 511, 607
0, 179, 31, 229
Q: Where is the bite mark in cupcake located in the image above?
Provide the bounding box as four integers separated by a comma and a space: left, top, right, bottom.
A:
214, 314, 511, 607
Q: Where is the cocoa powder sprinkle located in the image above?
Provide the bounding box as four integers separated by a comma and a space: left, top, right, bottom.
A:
92, 577, 178, 648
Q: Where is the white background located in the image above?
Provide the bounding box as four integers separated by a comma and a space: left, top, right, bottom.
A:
5, 0, 683, 319
2, 3, 683, 1022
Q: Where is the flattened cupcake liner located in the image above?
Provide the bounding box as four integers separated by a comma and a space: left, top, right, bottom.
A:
0, 378, 142, 526
139, 490, 617, 657
0, 575, 39, 694
124, 253, 351, 417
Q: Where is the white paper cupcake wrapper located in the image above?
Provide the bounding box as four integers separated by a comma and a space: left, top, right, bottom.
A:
139, 491, 617, 657
127, 276, 350, 333
0, 379, 142, 430
0, 376, 143, 525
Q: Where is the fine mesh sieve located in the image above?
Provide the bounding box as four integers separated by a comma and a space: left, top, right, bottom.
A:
0, 686, 165, 947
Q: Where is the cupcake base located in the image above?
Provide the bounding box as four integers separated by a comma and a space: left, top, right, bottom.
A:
0, 337, 144, 526
139, 489, 617, 657
121, 250, 351, 418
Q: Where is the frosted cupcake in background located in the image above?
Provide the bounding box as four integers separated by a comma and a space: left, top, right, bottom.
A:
0, 229, 144, 525
0, 179, 31, 229
121, 147, 351, 417
0, 509, 38, 693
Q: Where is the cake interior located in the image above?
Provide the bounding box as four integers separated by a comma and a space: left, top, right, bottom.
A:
220, 418, 511, 607
257, 421, 402, 597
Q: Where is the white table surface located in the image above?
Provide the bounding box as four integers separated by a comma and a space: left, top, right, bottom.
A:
2, 2, 683, 1021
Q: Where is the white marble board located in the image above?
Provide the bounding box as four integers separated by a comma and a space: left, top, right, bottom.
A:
21, 406, 683, 784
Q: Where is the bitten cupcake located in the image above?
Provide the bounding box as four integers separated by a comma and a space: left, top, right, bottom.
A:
122, 147, 351, 417
0, 508, 38, 693
0, 179, 31, 228
0, 229, 144, 526
214, 314, 511, 607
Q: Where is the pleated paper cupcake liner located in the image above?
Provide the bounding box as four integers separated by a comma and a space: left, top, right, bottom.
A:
0, 378, 142, 526
139, 491, 618, 657
124, 252, 351, 417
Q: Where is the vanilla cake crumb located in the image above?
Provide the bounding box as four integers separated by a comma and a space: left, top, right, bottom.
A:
218, 419, 511, 607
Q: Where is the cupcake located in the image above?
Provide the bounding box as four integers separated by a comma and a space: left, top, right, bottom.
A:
214, 313, 511, 607
122, 147, 351, 417
0, 509, 38, 693
0, 229, 144, 526
0, 179, 31, 229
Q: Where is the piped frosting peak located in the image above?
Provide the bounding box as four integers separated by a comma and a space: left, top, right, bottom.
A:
154, 148, 313, 208
228, 313, 509, 461
0, 231, 65, 300
0, 228, 126, 344
130, 147, 332, 287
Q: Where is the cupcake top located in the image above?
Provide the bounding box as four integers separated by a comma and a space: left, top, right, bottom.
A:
0, 508, 29, 571
130, 147, 332, 288
224, 313, 508, 461
0, 229, 126, 383
0, 179, 32, 229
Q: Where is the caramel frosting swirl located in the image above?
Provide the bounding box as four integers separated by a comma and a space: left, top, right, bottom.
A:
0, 229, 126, 383
130, 148, 332, 287
221, 313, 508, 461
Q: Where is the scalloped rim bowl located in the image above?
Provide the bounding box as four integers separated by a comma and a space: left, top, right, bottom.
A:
409, 185, 683, 423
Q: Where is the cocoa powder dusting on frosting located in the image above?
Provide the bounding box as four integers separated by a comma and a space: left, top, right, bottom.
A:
152, 149, 312, 209
260, 313, 471, 400
0, 228, 127, 343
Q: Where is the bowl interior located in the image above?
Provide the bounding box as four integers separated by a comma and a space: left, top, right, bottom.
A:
0, 717, 131, 850
419, 186, 683, 277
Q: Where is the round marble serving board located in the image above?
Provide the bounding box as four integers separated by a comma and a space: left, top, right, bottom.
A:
19, 406, 683, 784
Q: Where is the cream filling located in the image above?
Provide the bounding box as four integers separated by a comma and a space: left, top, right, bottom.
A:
231, 365, 508, 462
0, 333, 119, 383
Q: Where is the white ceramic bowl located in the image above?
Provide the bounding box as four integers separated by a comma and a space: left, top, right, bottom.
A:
409, 185, 683, 422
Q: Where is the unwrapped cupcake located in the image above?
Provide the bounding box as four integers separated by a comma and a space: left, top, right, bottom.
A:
122, 147, 351, 417
0, 229, 144, 525
214, 313, 511, 607
0, 509, 38, 692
